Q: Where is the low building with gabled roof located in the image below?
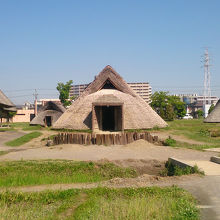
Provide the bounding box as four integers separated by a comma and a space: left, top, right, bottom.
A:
53, 65, 167, 132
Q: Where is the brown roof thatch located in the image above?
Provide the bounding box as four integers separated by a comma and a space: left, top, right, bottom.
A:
53, 65, 167, 130
93, 94, 123, 105
204, 100, 220, 123
30, 101, 65, 126
0, 90, 15, 108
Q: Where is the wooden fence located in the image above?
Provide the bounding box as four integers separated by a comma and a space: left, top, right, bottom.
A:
53, 132, 161, 146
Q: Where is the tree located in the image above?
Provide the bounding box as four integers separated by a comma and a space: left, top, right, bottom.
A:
196, 109, 204, 118
169, 96, 186, 118
7, 111, 17, 122
151, 91, 186, 120
165, 103, 175, 121
208, 104, 215, 114
56, 80, 73, 107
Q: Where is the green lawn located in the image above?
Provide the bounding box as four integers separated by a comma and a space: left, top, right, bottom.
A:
167, 119, 220, 143
156, 119, 220, 149
0, 151, 10, 156
0, 187, 199, 220
10, 122, 42, 131
0, 160, 137, 187
5, 132, 42, 147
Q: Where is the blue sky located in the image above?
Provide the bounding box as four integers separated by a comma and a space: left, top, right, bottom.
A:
1, 0, 220, 104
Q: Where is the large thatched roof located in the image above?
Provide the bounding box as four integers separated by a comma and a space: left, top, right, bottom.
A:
0, 90, 15, 108
30, 101, 65, 126
204, 100, 220, 123
53, 65, 167, 130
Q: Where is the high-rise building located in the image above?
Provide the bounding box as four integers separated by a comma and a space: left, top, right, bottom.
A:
69, 84, 89, 98
127, 83, 152, 103
69, 82, 152, 103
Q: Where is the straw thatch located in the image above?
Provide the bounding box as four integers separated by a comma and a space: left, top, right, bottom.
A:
0, 90, 15, 108
30, 101, 65, 126
204, 100, 220, 123
53, 65, 167, 130
0, 90, 16, 119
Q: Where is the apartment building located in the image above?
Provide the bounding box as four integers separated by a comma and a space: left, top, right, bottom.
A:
127, 82, 152, 103
175, 94, 219, 105
70, 82, 152, 103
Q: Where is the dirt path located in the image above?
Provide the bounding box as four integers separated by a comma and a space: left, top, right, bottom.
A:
0, 130, 26, 150
0, 139, 217, 162
0, 130, 58, 153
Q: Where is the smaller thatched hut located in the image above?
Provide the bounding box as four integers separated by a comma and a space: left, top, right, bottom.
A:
204, 100, 220, 123
30, 101, 65, 127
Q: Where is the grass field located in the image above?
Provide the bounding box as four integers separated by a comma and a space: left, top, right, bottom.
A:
167, 119, 220, 142
0, 160, 137, 187
5, 132, 42, 147
10, 122, 43, 131
0, 187, 199, 220
157, 119, 220, 149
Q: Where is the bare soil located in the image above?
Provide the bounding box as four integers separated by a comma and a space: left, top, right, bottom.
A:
0, 139, 216, 162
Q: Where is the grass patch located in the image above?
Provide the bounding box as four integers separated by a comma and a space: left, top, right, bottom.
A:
0, 151, 10, 156
167, 119, 220, 145
9, 122, 42, 131
163, 136, 177, 147
151, 119, 220, 150
163, 138, 219, 150
5, 132, 42, 147
160, 161, 204, 176
0, 160, 137, 187
0, 187, 199, 220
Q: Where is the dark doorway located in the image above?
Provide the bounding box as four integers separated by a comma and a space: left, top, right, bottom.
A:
45, 116, 52, 127
102, 106, 115, 130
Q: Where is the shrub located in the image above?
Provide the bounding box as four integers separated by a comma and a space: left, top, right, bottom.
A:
160, 161, 204, 176
198, 128, 210, 137
163, 136, 176, 147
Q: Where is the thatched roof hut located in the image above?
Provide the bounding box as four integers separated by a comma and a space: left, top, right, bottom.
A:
0, 90, 16, 119
53, 65, 167, 132
0, 90, 15, 108
204, 100, 220, 123
30, 101, 65, 127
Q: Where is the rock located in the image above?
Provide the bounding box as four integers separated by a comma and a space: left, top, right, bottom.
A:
46, 139, 53, 147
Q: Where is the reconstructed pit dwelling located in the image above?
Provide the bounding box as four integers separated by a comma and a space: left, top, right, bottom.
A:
0, 90, 16, 122
53, 65, 167, 133
30, 101, 66, 127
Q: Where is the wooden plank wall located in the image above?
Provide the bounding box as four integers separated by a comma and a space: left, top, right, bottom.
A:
53, 132, 161, 146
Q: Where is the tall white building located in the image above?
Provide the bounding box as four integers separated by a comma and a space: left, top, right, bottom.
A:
70, 82, 152, 103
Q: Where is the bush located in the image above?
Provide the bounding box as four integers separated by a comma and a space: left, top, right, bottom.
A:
163, 136, 176, 147
160, 161, 204, 176
198, 128, 210, 137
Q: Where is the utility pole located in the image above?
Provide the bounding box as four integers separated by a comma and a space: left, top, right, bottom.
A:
33, 89, 38, 116
203, 48, 211, 118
